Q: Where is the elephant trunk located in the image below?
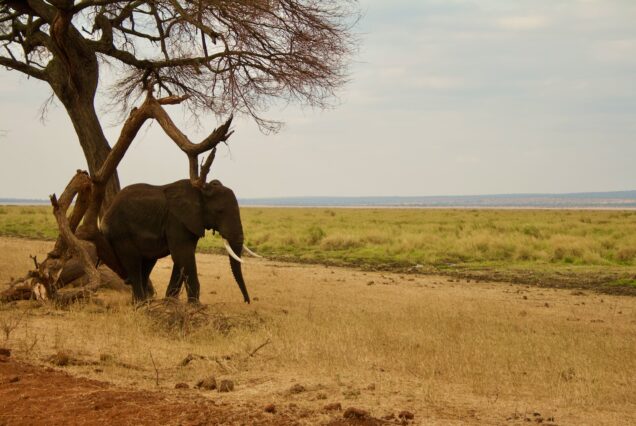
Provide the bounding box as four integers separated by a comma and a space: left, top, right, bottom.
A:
228, 241, 250, 304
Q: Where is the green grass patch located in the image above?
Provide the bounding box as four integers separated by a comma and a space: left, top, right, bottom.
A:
1, 205, 635, 288
608, 278, 636, 288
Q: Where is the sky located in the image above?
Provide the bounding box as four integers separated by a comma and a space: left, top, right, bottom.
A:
1, 0, 635, 199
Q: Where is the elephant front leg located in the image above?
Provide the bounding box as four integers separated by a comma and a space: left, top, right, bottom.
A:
182, 259, 201, 302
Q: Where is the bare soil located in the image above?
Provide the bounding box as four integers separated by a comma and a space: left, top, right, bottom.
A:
0, 358, 389, 426
0, 357, 273, 425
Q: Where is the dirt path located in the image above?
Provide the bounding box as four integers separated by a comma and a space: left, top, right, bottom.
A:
0, 357, 346, 426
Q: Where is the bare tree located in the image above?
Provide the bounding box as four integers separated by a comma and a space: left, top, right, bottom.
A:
0, 0, 357, 303
0, 0, 357, 205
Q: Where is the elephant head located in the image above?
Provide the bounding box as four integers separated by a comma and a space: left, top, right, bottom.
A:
164, 179, 251, 303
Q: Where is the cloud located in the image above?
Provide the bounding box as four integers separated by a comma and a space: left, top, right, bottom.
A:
593, 39, 636, 64
496, 15, 549, 31
414, 75, 466, 90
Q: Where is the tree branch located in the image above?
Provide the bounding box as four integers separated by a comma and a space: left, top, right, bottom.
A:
0, 56, 47, 80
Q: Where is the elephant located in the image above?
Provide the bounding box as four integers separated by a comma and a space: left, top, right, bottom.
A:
100, 179, 252, 304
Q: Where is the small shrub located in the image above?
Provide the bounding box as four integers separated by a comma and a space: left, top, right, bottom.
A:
522, 225, 541, 238
515, 247, 535, 261
600, 239, 616, 250
552, 246, 583, 262
363, 233, 390, 245
615, 247, 636, 263
321, 235, 362, 250
306, 226, 326, 245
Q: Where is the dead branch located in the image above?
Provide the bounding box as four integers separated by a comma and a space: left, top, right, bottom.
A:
248, 339, 272, 357
0, 280, 33, 303
199, 147, 217, 185
144, 95, 233, 185
50, 194, 100, 288
49, 170, 93, 258
149, 350, 160, 387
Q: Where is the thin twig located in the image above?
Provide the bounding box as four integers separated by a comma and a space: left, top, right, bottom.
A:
149, 350, 159, 387
248, 339, 271, 357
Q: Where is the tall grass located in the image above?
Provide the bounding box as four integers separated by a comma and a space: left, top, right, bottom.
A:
230, 209, 636, 274
1, 206, 635, 279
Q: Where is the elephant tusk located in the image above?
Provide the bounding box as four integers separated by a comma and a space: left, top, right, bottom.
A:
223, 239, 243, 263
243, 245, 262, 258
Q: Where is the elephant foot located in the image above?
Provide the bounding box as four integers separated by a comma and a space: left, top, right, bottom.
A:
146, 279, 156, 297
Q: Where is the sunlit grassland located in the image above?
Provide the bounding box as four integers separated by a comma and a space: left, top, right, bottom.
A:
1, 238, 635, 422
229, 208, 636, 266
1, 205, 635, 287
1, 224, 635, 423
0, 205, 58, 240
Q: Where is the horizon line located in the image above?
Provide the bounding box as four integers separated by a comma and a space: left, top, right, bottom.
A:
1, 189, 636, 203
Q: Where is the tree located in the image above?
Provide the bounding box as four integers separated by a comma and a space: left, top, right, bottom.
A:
0, 0, 356, 206
0, 0, 357, 303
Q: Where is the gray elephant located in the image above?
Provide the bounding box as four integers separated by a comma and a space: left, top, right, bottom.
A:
101, 179, 253, 303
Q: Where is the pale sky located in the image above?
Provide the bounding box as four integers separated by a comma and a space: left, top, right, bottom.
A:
1, 0, 635, 199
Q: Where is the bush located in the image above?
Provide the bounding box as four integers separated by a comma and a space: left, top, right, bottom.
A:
306, 226, 326, 245
321, 235, 362, 250
615, 247, 636, 263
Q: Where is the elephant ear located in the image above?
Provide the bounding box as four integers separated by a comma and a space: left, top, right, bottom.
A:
163, 181, 205, 238
202, 179, 223, 197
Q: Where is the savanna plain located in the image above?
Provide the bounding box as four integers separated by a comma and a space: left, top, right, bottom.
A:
0, 207, 635, 425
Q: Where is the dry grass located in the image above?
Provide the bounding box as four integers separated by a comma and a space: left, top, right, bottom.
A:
1, 237, 635, 424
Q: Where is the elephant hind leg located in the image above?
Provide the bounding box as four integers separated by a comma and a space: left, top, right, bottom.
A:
165, 263, 184, 299
141, 258, 157, 298
113, 239, 146, 302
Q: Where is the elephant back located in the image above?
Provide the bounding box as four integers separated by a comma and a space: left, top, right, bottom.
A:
101, 183, 169, 238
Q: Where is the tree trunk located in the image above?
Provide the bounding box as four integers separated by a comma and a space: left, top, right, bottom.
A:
65, 98, 121, 209
45, 23, 121, 209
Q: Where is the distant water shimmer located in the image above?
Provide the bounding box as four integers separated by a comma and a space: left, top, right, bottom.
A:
238, 191, 636, 208
3, 191, 636, 209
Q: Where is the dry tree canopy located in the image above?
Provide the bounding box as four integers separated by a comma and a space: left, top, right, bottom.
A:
0, 0, 358, 131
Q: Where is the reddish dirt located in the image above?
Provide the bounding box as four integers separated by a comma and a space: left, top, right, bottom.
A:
0, 358, 360, 426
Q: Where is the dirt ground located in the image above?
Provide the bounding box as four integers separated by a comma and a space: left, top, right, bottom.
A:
0, 237, 635, 425
0, 357, 311, 426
